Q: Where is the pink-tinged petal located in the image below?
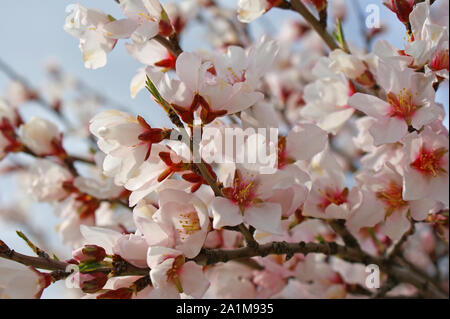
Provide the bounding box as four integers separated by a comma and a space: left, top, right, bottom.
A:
348, 93, 390, 119
411, 103, 444, 130
135, 214, 171, 247
104, 18, 138, 39
210, 197, 243, 229
346, 191, 385, 233
402, 168, 428, 201
382, 208, 410, 241
131, 20, 159, 43
319, 108, 355, 134
369, 117, 408, 146
149, 259, 180, 299
244, 202, 283, 235
429, 174, 449, 206
324, 203, 351, 220
269, 185, 308, 218
147, 247, 181, 269
126, 40, 167, 66
287, 122, 328, 161
222, 90, 263, 114
133, 202, 172, 247
176, 52, 202, 92
409, 198, 436, 221
179, 261, 210, 298
113, 234, 148, 268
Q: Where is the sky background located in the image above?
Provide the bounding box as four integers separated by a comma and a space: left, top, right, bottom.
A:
0, 0, 448, 298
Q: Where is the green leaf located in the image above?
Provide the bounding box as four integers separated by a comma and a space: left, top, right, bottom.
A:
333, 19, 350, 53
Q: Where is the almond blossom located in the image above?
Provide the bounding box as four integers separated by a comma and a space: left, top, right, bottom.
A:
401, 126, 449, 206
237, 0, 284, 23
349, 61, 444, 145
147, 36, 279, 124
64, 4, 118, 69
405, 1, 449, 78
104, 0, 166, 43
0, 0, 449, 301
134, 189, 210, 258
18, 117, 63, 156
210, 165, 284, 234
346, 163, 439, 240
147, 246, 210, 298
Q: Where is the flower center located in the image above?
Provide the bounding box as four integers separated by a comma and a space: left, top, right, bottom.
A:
317, 188, 349, 212
386, 89, 419, 123
410, 146, 448, 177
430, 49, 449, 72
226, 67, 246, 84
376, 181, 408, 217
166, 255, 185, 293
137, 12, 156, 22
277, 136, 295, 169
176, 211, 201, 241
223, 171, 258, 209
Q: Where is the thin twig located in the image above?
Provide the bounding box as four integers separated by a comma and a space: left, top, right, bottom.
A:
289, 0, 339, 51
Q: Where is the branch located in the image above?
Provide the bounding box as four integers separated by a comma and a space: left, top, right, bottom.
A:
289, 0, 339, 51
328, 219, 361, 250
0, 240, 69, 272
0, 57, 70, 126
154, 35, 183, 57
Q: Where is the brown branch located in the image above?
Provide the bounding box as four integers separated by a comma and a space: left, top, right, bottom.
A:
2, 236, 448, 298
154, 35, 183, 57
328, 219, 361, 250
0, 57, 70, 126
387, 219, 415, 260
289, 0, 339, 51
0, 240, 69, 272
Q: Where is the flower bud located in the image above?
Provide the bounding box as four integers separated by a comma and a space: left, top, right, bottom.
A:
76, 272, 108, 294
18, 117, 63, 156
384, 0, 415, 23
72, 245, 107, 262
96, 287, 134, 299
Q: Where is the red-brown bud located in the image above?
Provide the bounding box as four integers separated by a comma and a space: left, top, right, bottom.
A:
308, 0, 328, 12
97, 288, 134, 299
73, 245, 107, 262
384, 0, 415, 23
78, 272, 108, 294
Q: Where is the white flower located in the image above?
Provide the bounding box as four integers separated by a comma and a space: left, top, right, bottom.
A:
18, 117, 62, 156
24, 159, 72, 202
64, 4, 118, 69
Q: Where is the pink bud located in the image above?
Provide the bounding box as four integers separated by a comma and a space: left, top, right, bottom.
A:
72, 245, 106, 262
384, 0, 415, 23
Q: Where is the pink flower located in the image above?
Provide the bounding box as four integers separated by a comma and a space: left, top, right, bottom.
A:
237, 0, 284, 23
104, 0, 168, 43
147, 37, 278, 124
210, 166, 283, 234
147, 247, 210, 298
64, 4, 118, 69
401, 126, 449, 206
346, 163, 439, 240
89, 111, 171, 187
18, 117, 63, 156
0, 258, 50, 299
134, 189, 210, 258
303, 151, 360, 220
24, 159, 72, 202
405, 1, 449, 78
349, 61, 444, 145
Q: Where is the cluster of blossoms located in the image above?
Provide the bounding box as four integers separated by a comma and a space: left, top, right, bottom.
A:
0, 0, 448, 299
